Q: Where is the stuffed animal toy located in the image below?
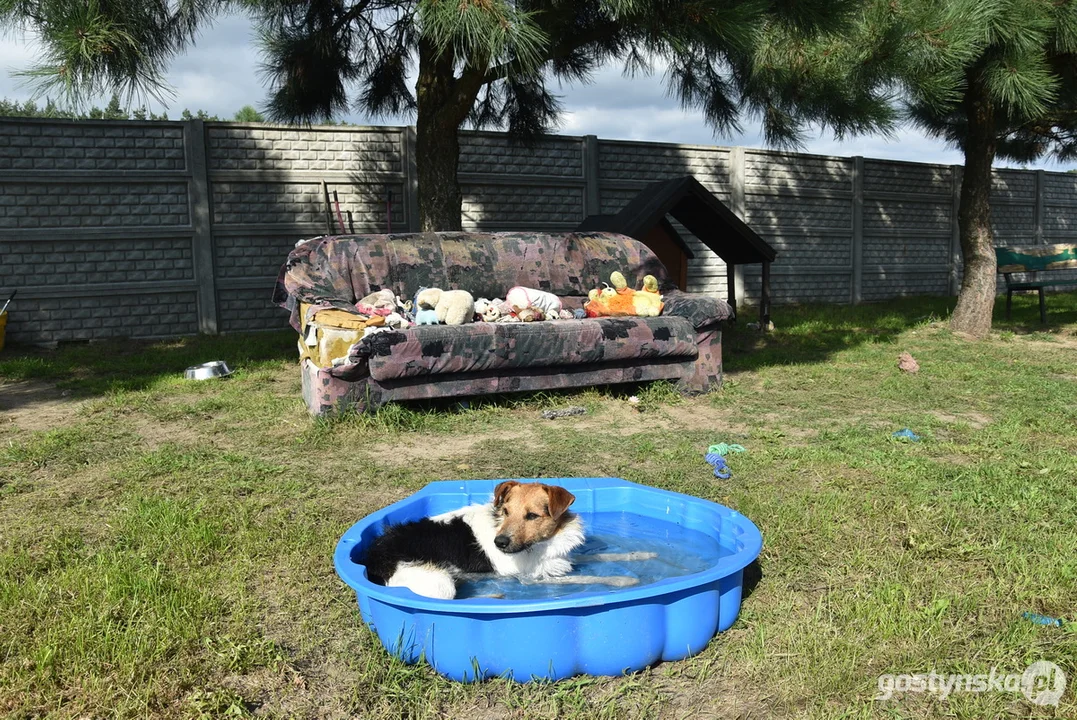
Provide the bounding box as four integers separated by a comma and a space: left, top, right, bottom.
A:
384, 312, 409, 329
437, 290, 475, 325
415, 287, 440, 311
415, 287, 475, 325
474, 298, 503, 322
506, 286, 562, 317
355, 288, 397, 317
584, 272, 664, 318
513, 306, 545, 322
573, 308, 587, 320
413, 288, 441, 325
557, 309, 574, 320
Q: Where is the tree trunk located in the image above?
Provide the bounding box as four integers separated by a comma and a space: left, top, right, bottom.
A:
950, 78, 998, 338
414, 40, 477, 232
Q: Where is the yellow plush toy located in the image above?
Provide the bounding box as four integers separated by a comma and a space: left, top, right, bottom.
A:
584, 272, 663, 318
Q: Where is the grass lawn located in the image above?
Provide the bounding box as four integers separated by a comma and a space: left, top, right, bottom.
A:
1, 292, 1076, 719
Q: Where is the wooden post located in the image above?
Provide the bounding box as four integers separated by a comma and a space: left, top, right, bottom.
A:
725, 263, 737, 319
729, 147, 746, 305
760, 261, 771, 330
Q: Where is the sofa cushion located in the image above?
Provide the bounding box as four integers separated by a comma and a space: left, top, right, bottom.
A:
661, 290, 734, 328
358, 316, 699, 382
274, 231, 673, 329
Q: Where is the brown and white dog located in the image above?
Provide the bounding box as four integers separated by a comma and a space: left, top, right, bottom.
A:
361, 481, 645, 599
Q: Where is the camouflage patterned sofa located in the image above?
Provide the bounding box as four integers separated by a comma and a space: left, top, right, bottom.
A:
274, 231, 733, 415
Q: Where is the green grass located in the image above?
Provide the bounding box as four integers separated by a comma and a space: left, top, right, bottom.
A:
1, 292, 1076, 718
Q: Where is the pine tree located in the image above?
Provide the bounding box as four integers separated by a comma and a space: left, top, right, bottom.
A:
894, 0, 1077, 337
233, 105, 265, 122
4, 0, 897, 232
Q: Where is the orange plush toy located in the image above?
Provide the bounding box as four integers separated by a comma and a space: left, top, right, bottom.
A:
584, 272, 664, 318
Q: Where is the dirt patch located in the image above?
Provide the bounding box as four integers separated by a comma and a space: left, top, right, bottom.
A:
542, 399, 749, 438
395, 432, 488, 462
669, 402, 752, 437
929, 410, 992, 429
757, 412, 821, 440
128, 416, 208, 450
566, 401, 674, 436
1019, 332, 1077, 349
0, 380, 85, 432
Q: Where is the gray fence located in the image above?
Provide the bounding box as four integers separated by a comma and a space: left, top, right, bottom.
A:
2, 118, 1075, 344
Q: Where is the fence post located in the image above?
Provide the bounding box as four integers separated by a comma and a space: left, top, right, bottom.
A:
582, 135, 600, 219
185, 119, 218, 334
1035, 169, 1045, 245
851, 156, 864, 305
949, 165, 962, 296
729, 146, 746, 304
404, 126, 420, 232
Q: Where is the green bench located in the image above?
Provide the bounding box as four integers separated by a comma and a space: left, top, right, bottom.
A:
996, 243, 1077, 323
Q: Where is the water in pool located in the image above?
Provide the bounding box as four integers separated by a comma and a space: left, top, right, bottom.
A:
456, 511, 733, 600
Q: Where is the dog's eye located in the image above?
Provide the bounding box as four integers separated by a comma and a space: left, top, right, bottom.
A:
525, 512, 539, 521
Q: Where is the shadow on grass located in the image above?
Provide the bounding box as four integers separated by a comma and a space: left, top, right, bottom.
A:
0, 331, 297, 409
724, 290, 1077, 373
2, 291, 1074, 416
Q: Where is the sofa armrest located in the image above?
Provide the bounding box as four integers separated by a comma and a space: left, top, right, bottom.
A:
661, 290, 734, 329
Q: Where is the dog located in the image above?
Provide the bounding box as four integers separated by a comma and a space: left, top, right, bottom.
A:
361, 480, 650, 599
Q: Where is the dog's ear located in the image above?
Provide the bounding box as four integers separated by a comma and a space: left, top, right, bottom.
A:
544, 485, 575, 519
493, 480, 520, 508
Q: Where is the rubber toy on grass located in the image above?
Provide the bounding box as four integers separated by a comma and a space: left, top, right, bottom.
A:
892, 428, 921, 442
1023, 612, 1065, 627
704, 442, 746, 479
704, 452, 731, 479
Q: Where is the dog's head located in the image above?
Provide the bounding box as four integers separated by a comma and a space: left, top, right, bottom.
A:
491, 481, 575, 554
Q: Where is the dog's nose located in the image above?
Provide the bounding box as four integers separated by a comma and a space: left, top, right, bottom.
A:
494, 535, 511, 550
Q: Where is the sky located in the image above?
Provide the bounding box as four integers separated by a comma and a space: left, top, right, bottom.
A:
1, 12, 1073, 172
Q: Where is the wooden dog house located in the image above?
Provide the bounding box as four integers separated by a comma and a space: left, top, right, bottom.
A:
577, 176, 776, 325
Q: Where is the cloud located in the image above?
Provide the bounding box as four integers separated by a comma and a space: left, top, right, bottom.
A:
0, 15, 1073, 171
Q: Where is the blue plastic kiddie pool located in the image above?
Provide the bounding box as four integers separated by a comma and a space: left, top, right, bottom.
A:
334, 477, 762, 682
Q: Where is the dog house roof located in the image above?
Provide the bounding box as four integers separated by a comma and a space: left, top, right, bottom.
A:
577, 175, 776, 265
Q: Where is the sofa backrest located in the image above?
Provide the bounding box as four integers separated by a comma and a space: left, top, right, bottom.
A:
279, 231, 673, 307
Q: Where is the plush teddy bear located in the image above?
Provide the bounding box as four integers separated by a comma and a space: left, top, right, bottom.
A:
584, 272, 664, 318
355, 288, 397, 316
474, 298, 504, 322
513, 306, 545, 322
413, 288, 440, 325
384, 312, 409, 329
414, 287, 475, 325
506, 286, 562, 317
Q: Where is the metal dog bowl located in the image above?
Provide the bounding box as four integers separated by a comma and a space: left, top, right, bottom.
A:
184, 360, 234, 380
